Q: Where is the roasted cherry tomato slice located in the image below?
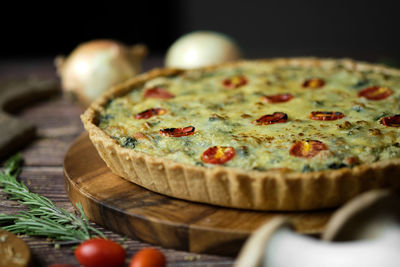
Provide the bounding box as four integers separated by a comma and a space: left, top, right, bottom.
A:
253, 112, 288, 125
222, 75, 248, 89
310, 111, 345, 121
144, 87, 175, 99
302, 78, 325, 89
202, 146, 235, 164
290, 140, 327, 158
135, 108, 167, 119
160, 126, 195, 137
358, 86, 392, 100
381, 115, 400, 127
261, 93, 293, 103
74, 238, 126, 267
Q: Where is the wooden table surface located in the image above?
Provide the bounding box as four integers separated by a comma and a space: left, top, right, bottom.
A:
0, 57, 234, 266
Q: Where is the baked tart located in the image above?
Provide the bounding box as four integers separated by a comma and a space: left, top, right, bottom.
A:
81, 58, 400, 211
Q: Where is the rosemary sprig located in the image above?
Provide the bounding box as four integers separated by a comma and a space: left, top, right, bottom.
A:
0, 154, 105, 244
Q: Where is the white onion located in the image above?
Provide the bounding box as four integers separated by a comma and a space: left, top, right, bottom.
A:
165, 31, 242, 69
56, 39, 147, 107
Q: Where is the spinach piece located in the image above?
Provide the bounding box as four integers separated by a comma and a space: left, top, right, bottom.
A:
302, 164, 313, 172
328, 163, 348, 170
352, 79, 369, 89
208, 114, 225, 121
121, 137, 137, 149
314, 100, 325, 107
236, 146, 249, 157
98, 114, 114, 124
374, 112, 390, 121
352, 105, 363, 112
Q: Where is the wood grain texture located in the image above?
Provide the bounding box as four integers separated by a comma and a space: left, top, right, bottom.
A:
64, 133, 333, 255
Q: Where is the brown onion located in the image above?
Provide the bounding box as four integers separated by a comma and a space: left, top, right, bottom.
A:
55, 39, 147, 107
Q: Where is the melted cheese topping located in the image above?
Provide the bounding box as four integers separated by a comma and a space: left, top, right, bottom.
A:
98, 61, 400, 172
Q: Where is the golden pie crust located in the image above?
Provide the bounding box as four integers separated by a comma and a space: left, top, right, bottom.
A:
81, 58, 400, 211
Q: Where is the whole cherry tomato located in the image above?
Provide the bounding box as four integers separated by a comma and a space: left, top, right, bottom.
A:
129, 248, 166, 267
74, 238, 125, 267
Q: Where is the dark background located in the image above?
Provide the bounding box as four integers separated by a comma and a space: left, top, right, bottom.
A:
1, 0, 399, 64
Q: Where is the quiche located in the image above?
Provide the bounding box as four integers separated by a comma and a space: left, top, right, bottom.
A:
81, 58, 400, 211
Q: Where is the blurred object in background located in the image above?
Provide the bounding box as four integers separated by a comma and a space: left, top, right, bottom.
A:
55, 40, 147, 107
0, 77, 58, 161
235, 190, 400, 267
165, 31, 242, 68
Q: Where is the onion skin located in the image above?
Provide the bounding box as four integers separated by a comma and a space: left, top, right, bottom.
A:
165, 31, 242, 69
56, 39, 147, 107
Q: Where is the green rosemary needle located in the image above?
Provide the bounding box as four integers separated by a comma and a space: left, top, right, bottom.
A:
0, 154, 105, 244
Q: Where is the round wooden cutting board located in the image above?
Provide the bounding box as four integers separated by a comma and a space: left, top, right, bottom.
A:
64, 133, 334, 255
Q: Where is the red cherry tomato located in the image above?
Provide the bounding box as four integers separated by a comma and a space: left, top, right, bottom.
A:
74, 238, 125, 267
261, 93, 293, 103
381, 114, 400, 127
202, 146, 235, 164
222, 75, 248, 89
302, 78, 325, 89
358, 86, 392, 100
135, 108, 167, 119
289, 140, 327, 158
252, 112, 288, 125
144, 87, 174, 99
160, 126, 195, 137
129, 248, 166, 267
310, 111, 345, 121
